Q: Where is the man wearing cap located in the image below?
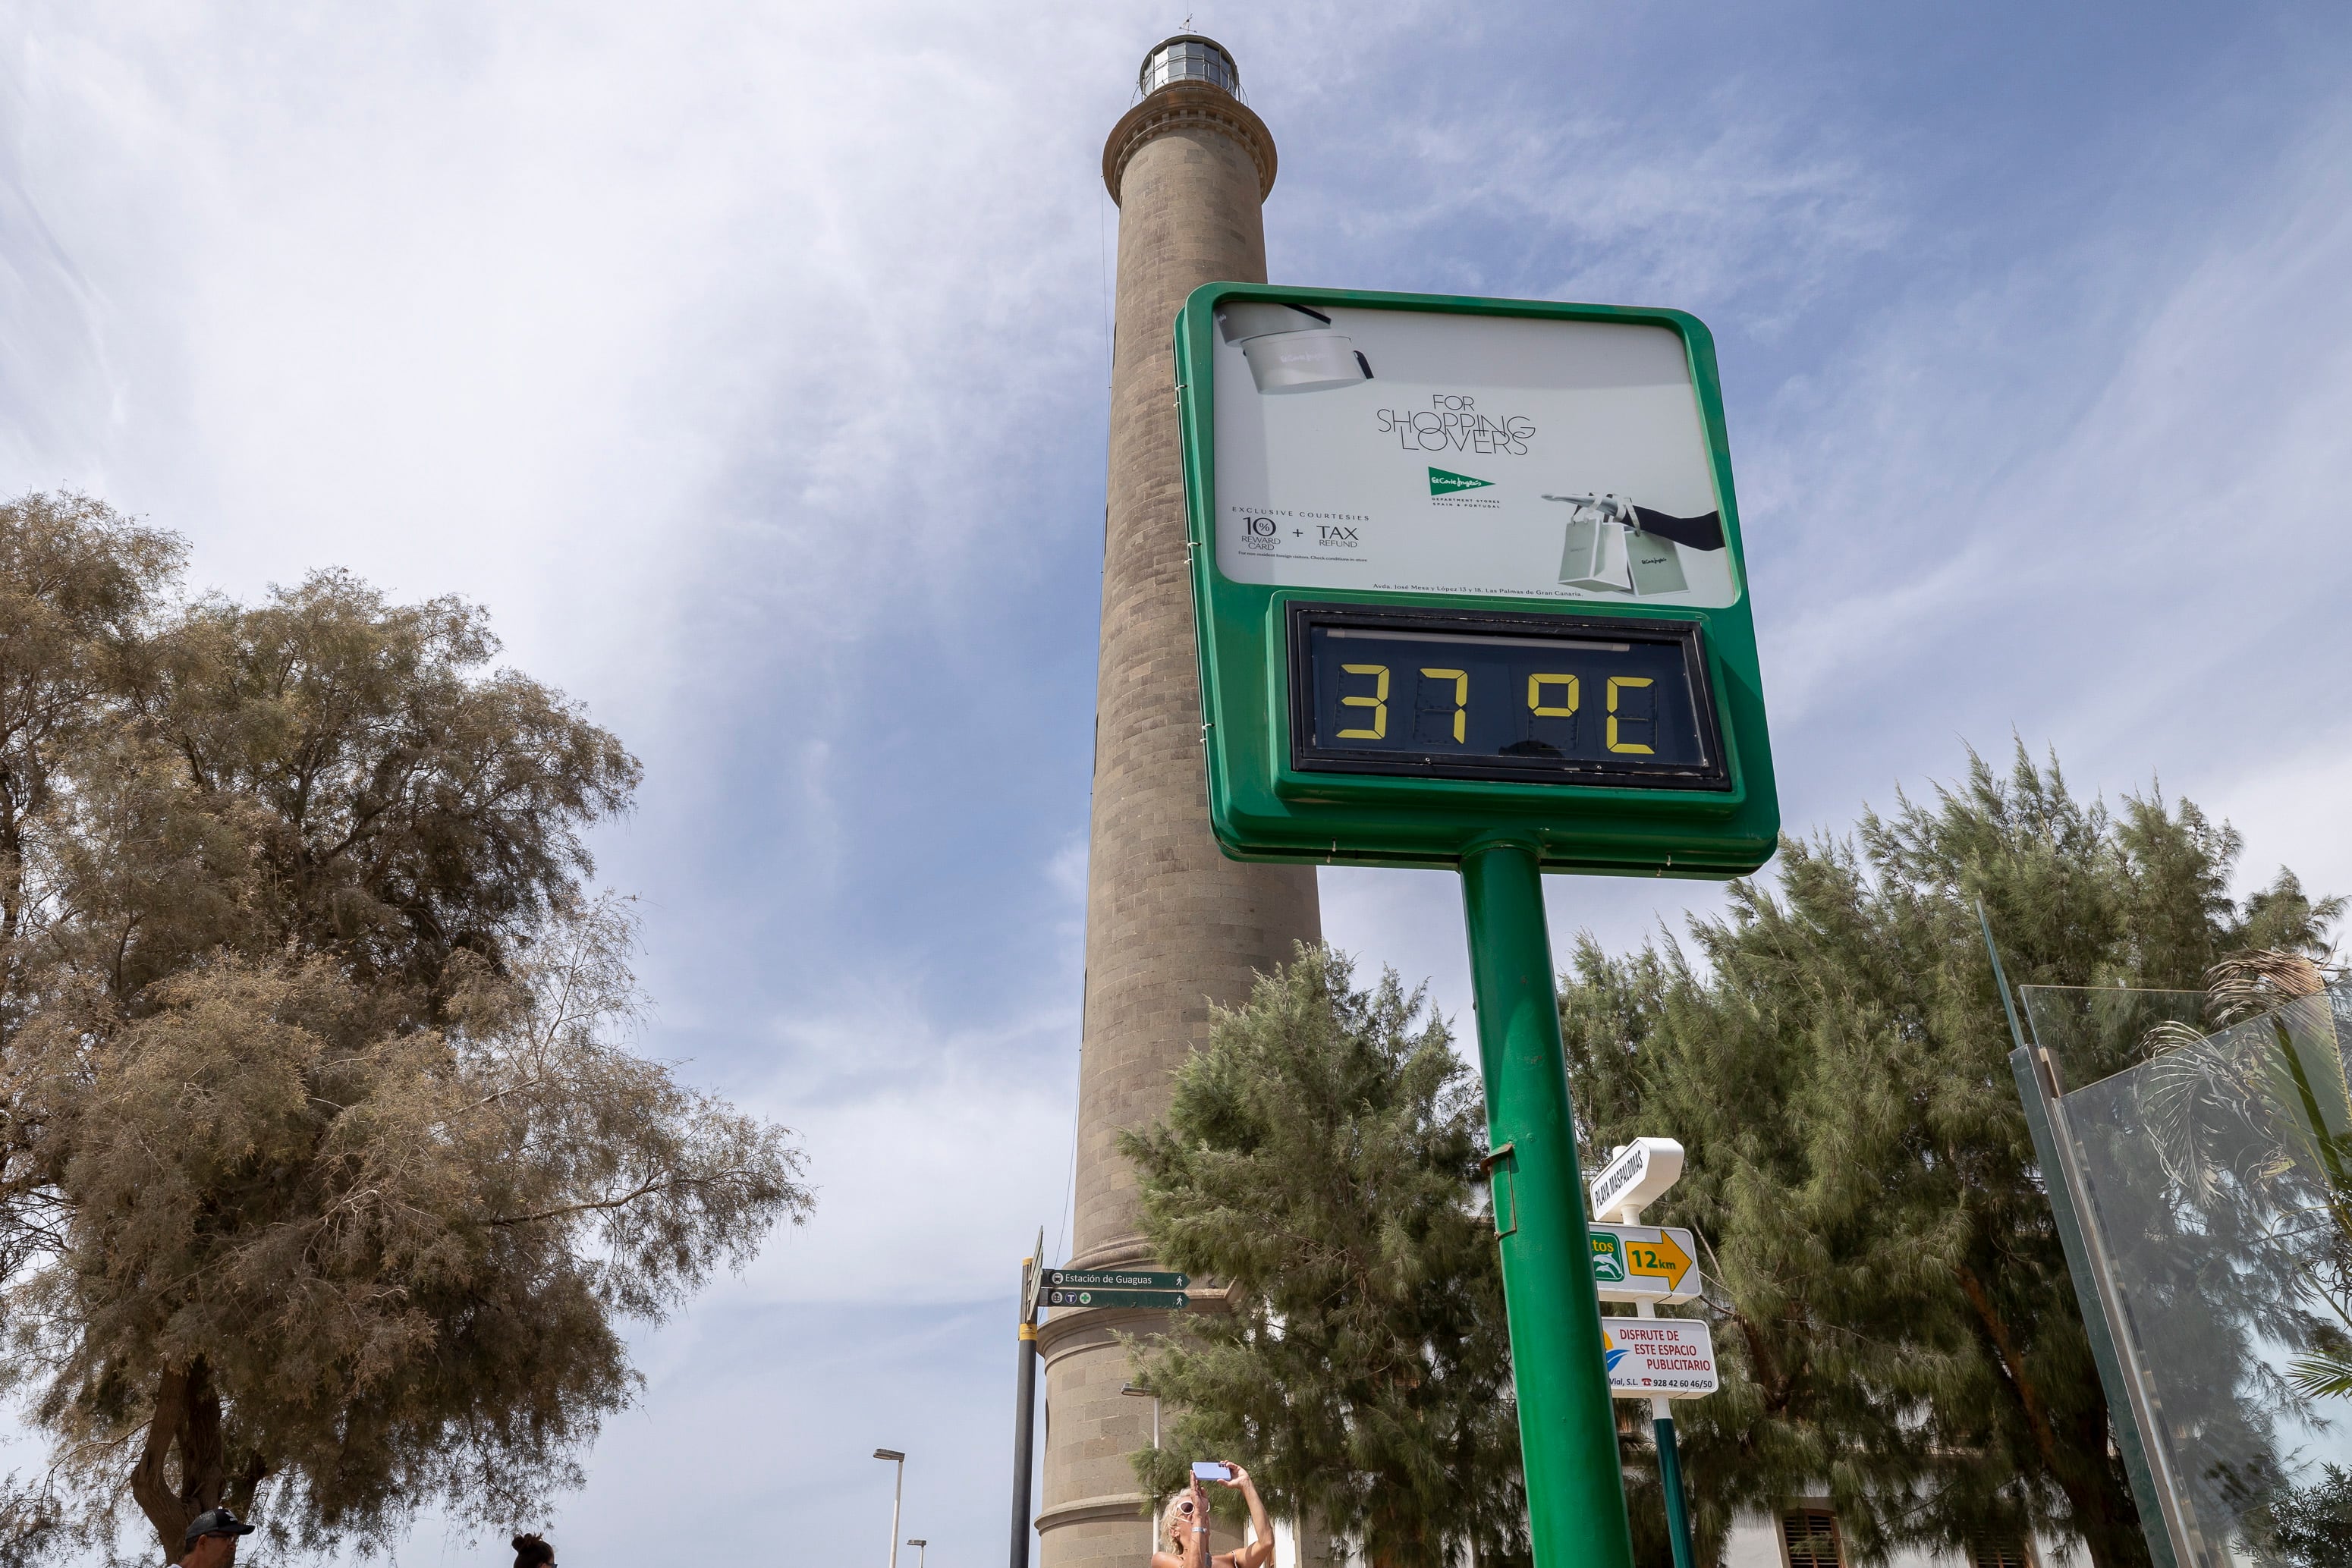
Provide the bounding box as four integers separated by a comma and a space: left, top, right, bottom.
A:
178, 1507, 254, 1567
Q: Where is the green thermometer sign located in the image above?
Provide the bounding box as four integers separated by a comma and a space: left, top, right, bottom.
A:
1177, 284, 1777, 1568
1178, 284, 1775, 874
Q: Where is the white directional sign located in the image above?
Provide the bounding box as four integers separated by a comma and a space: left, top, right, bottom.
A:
1589, 1137, 1685, 1221
1589, 1224, 1703, 1304
1603, 1318, 1718, 1399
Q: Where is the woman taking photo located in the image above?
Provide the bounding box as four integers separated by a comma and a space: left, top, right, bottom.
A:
1151, 1462, 1272, 1568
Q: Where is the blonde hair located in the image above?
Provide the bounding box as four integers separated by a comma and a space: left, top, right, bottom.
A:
1159, 1488, 1210, 1548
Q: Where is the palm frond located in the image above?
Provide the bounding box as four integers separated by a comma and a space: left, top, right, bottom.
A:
2288, 1351, 2352, 1401
2207, 950, 2328, 1028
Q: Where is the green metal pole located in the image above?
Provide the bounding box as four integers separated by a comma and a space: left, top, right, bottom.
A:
1461, 841, 1637, 1568
1654, 1410, 1694, 1568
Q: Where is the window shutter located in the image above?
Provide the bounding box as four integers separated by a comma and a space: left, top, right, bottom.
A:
1781, 1508, 1842, 1568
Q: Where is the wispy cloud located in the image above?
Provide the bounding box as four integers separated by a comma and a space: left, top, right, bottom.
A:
6, 5, 2352, 1565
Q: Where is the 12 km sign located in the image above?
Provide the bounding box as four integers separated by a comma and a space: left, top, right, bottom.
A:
1589, 1224, 1701, 1304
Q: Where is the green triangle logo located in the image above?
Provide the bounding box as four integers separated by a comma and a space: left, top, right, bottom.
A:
1428, 467, 1493, 495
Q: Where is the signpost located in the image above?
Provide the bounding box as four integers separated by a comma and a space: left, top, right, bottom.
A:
1040, 1268, 1189, 1291
1042, 1287, 1190, 1310
1589, 1138, 1687, 1221
1589, 1224, 1701, 1302
1589, 1138, 1703, 1568
1009, 1257, 1191, 1568
1039, 1268, 1190, 1312
1178, 286, 1775, 1568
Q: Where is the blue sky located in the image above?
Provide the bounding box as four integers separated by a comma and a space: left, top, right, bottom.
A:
5, 2, 2352, 1563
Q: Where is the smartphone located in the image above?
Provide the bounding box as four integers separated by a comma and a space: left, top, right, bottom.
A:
1192, 1462, 1233, 1482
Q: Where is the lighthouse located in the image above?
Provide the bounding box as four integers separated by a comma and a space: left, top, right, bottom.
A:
1032, 34, 1321, 1568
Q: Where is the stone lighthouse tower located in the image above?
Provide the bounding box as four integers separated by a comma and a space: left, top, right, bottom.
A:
1033, 34, 1320, 1568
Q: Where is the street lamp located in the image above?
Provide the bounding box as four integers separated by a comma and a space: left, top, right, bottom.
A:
907, 1539, 928, 1568
874, 1448, 907, 1568
1121, 1382, 1160, 1448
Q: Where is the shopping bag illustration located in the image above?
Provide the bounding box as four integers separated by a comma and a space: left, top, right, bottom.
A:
1549, 493, 1722, 598
1627, 529, 1688, 596
1558, 501, 1634, 592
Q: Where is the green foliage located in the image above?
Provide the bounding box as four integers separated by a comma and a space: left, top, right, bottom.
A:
2241, 1463, 2352, 1566
1560, 744, 2337, 1567
1119, 946, 1523, 1568
0, 1476, 62, 1568
0, 494, 813, 1559
112, 566, 640, 1012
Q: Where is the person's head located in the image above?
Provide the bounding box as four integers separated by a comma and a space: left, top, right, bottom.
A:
512, 1532, 555, 1568
1159, 1488, 1210, 1552
180, 1508, 254, 1567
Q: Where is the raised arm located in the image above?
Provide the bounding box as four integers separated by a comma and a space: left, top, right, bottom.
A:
1217, 1463, 1274, 1568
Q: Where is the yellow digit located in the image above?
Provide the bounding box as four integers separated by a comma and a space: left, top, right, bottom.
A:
1606, 676, 1655, 754
1420, 668, 1468, 743
1338, 663, 1388, 739
1527, 674, 1579, 718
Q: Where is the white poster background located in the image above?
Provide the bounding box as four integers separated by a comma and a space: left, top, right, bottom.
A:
1211, 306, 1739, 608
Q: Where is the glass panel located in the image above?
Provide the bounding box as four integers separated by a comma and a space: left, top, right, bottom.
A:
2049, 986, 2352, 1565
2020, 983, 2209, 1091
1140, 42, 1237, 93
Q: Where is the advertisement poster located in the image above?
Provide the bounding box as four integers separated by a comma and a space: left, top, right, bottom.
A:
1211, 302, 1737, 608
1602, 1318, 1719, 1398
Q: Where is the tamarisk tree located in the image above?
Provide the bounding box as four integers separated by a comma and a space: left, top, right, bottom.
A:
1118, 947, 1524, 1568
0, 495, 812, 1560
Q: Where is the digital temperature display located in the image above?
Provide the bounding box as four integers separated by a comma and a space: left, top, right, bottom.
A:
1288, 604, 1728, 790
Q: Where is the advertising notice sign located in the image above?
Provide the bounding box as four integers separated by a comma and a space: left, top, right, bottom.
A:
1602, 1318, 1718, 1400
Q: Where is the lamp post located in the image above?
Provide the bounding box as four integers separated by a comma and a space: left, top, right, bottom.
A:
1119, 1383, 1160, 1449
875, 1448, 907, 1568
908, 1540, 929, 1568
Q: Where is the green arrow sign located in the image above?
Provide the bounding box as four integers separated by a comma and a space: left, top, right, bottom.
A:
1042, 1287, 1190, 1311
1043, 1268, 1190, 1290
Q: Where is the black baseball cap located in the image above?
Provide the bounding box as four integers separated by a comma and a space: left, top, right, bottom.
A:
184, 1509, 256, 1548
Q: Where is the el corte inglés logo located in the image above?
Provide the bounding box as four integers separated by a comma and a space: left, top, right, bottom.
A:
1427, 467, 1493, 497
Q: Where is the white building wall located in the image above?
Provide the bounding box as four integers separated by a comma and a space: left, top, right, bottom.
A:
1723, 1507, 2059, 1567
1722, 1511, 1789, 1568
